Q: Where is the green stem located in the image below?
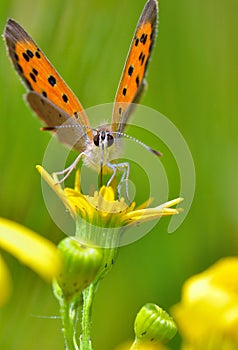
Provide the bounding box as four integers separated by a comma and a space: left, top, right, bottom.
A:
80, 283, 96, 350
79, 246, 118, 349
60, 299, 80, 350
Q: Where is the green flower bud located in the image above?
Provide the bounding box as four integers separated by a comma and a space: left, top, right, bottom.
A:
134, 303, 177, 345
56, 237, 103, 301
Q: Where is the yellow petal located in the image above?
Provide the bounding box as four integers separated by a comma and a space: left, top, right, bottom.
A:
126, 208, 180, 222
74, 169, 81, 192
155, 197, 184, 210
0, 255, 12, 306
0, 218, 61, 281
36, 165, 76, 218
99, 186, 115, 202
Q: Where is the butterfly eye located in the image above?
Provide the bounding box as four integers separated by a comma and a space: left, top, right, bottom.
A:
107, 134, 114, 147
93, 132, 114, 147
93, 134, 100, 147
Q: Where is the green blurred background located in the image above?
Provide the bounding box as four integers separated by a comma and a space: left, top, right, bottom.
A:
1, 0, 238, 349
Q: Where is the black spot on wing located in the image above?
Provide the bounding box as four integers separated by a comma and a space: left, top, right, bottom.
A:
17, 64, 23, 73
32, 68, 38, 76
48, 75, 57, 87
141, 54, 145, 65
14, 53, 19, 61
35, 50, 41, 59
29, 72, 36, 82
26, 49, 34, 58
138, 51, 145, 65
25, 78, 33, 90
22, 52, 29, 62
128, 65, 134, 76
140, 33, 148, 45
62, 94, 68, 103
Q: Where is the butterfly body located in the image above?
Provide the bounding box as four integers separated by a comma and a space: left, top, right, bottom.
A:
4, 0, 159, 192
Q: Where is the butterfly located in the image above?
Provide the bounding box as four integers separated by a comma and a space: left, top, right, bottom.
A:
4, 0, 160, 198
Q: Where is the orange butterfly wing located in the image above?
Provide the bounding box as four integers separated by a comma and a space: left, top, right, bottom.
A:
4, 19, 92, 143
112, 0, 158, 133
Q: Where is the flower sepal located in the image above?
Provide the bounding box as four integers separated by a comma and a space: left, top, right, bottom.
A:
134, 303, 177, 346
56, 237, 103, 301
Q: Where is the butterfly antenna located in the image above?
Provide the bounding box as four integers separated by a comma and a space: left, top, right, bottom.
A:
42, 125, 162, 157
112, 131, 162, 157
41, 124, 92, 132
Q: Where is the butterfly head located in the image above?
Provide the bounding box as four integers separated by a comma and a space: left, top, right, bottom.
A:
93, 129, 114, 149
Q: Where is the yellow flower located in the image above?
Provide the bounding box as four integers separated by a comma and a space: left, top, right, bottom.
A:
37, 165, 182, 226
37, 166, 183, 247
0, 217, 61, 306
171, 257, 238, 350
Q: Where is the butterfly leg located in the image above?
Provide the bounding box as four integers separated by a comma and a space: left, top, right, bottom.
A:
106, 162, 130, 202
117, 162, 130, 202
53, 152, 86, 184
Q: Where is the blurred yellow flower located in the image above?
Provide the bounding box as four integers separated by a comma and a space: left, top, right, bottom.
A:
171, 257, 238, 350
0, 253, 11, 306
0, 217, 61, 306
